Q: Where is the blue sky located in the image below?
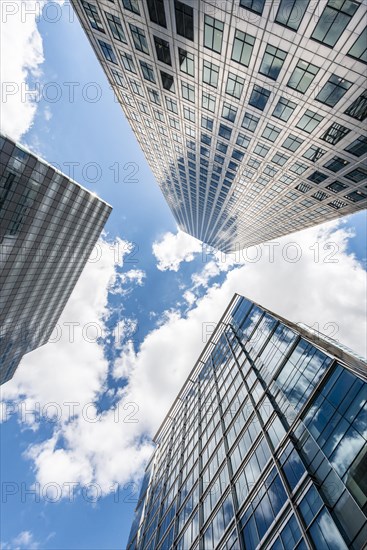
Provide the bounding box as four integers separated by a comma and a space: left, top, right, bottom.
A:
0, 3, 366, 549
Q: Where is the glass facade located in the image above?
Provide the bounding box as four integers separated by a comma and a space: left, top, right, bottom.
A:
0, 134, 112, 384
72, 0, 367, 252
127, 295, 367, 550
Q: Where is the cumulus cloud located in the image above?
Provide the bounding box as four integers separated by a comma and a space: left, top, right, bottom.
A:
0, 1, 45, 140
152, 229, 202, 271
1, 530, 40, 550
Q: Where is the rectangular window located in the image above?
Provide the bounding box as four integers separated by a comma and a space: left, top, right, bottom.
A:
345, 189, 367, 202
320, 122, 351, 145
348, 28, 367, 63
242, 112, 260, 132
222, 103, 237, 122
147, 0, 167, 27
315, 74, 352, 107
226, 72, 244, 99
111, 69, 126, 88
345, 91, 367, 121
259, 44, 287, 81
165, 97, 178, 113
130, 79, 143, 96
182, 82, 195, 103
282, 134, 304, 152
323, 156, 349, 172
204, 15, 224, 53
184, 107, 195, 122
272, 152, 289, 166
236, 133, 251, 148
303, 145, 326, 162
239, 0, 266, 14
122, 0, 140, 14
105, 12, 126, 42
326, 180, 348, 192
311, 0, 359, 47
254, 143, 270, 158
262, 123, 281, 142
290, 161, 308, 174
219, 124, 232, 140
272, 97, 297, 121
344, 136, 367, 157
231, 30, 255, 66
248, 85, 271, 111
202, 61, 219, 88
140, 61, 155, 82
308, 171, 328, 183
345, 167, 367, 182
148, 88, 160, 104
82, 1, 104, 32
287, 60, 319, 93
296, 109, 323, 133
154, 36, 171, 65
161, 71, 175, 92
120, 52, 136, 72
275, 0, 310, 31
129, 24, 149, 54
202, 92, 216, 112
179, 48, 194, 76
201, 115, 212, 130
175, 1, 194, 40
98, 40, 117, 64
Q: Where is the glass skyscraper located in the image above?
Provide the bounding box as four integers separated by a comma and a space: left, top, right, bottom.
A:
0, 133, 112, 384
72, 0, 367, 252
127, 294, 367, 550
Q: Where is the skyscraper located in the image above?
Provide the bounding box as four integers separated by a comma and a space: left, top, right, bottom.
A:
0, 134, 112, 384
72, 0, 367, 252
127, 294, 367, 550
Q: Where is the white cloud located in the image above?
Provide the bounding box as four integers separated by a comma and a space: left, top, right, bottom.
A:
0, 1, 45, 140
1, 530, 40, 550
152, 229, 202, 271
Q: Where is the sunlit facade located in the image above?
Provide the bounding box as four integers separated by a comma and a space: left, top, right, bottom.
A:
0, 134, 112, 384
127, 294, 367, 550
72, 0, 367, 252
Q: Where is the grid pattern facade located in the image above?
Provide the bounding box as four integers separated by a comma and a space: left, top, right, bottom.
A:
72, 0, 367, 252
127, 295, 367, 550
0, 134, 112, 384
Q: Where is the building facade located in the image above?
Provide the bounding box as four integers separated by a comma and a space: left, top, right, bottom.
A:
72, 0, 367, 252
127, 294, 367, 550
0, 134, 112, 384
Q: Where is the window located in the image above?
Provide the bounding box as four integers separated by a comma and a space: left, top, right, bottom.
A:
203, 14, 228, 57
282, 134, 304, 152
82, 1, 104, 32
275, 0, 310, 31
182, 82, 195, 103
242, 112, 260, 132
201, 115, 213, 130
121, 52, 136, 72
323, 156, 349, 172
219, 124, 232, 140
179, 48, 194, 76
140, 61, 155, 82
311, 0, 359, 47
217, 141, 228, 153
226, 72, 244, 99
308, 171, 328, 184
345, 91, 367, 121
272, 152, 289, 166
175, 1, 194, 40
254, 143, 270, 158
161, 71, 175, 92
236, 133, 251, 148
231, 30, 255, 66
296, 109, 323, 133
287, 60, 319, 93
111, 69, 126, 87
165, 97, 178, 113
148, 88, 160, 104
345, 189, 367, 202
261, 123, 281, 142
239, 0, 266, 15
202, 92, 216, 112
344, 167, 367, 182
105, 13, 126, 42
259, 45, 287, 80
326, 180, 348, 193
129, 24, 149, 54
348, 27, 367, 63
316, 74, 352, 107
222, 103, 237, 122
203, 495, 234, 549
232, 149, 244, 161
98, 40, 117, 63
154, 36, 171, 65
272, 97, 297, 121
290, 161, 308, 174
130, 80, 143, 96
303, 145, 326, 162
344, 135, 367, 157
202, 61, 219, 88
122, 0, 140, 14
184, 107, 195, 122
249, 85, 271, 111
320, 122, 351, 145
147, 0, 167, 27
